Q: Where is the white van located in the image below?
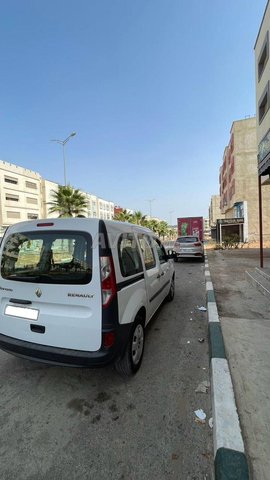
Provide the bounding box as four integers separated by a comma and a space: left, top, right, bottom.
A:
0, 218, 175, 375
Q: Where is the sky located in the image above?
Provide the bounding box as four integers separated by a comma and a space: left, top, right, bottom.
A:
0, 0, 267, 224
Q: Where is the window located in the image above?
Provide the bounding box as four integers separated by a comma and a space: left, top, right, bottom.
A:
26, 197, 38, 205
138, 234, 156, 270
7, 211, 20, 219
4, 176, 18, 185
118, 234, 143, 277
1, 231, 92, 285
6, 194, 19, 202
25, 181, 37, 189
259, 81, 270, 123
258, 31, 269, 81
27, 213, 38, 220
153, 238, 167, 264
177, 236, 198, 243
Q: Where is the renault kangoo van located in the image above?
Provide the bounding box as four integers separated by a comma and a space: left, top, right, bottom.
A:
0, 218, 175, 375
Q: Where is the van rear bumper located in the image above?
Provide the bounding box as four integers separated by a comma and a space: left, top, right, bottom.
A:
0, 327, 132, 368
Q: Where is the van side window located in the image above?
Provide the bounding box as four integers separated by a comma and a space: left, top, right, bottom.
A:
153, 238, 167, 264
138, 235, 156, 270
118, 234, 143, 277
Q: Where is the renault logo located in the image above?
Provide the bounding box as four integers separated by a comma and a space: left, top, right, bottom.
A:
35, 288, 42, 298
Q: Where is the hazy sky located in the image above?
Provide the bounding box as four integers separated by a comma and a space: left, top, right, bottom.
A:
0, 0, 267, 223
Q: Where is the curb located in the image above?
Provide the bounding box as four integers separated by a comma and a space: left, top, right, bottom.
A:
204, 255, 249, 479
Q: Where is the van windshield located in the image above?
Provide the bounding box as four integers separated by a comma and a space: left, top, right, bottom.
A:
1, 231, 92, 285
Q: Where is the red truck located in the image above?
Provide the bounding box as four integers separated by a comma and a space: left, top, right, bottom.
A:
177, 217, 204, 241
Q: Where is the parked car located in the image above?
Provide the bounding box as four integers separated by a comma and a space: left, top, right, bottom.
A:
0, 218, 175, 376
173, 235, 204, 262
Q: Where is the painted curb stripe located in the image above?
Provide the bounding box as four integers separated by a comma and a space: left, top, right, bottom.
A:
207, 301, 219, 323
206, 254, 247, 477
215, 448, 249, 479
211, 358, 245, 454
209, 322, 226, 359
207, 290, 216, 304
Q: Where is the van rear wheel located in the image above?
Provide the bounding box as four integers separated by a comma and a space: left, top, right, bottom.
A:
115, 317, 145, 376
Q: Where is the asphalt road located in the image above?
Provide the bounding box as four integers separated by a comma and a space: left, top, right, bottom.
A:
0, 260, 212, 480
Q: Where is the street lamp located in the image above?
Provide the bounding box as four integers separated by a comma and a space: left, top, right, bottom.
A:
146, 198, 155, 218
169, 210, 174, 225
51, 131, 77, 186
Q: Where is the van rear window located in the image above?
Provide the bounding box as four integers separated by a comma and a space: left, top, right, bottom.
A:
1, 231, 92, 285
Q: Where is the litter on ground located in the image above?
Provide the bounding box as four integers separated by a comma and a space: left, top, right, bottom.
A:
194, 409, 206, 423
198, 337, 205, 343
208, 417, 213, 429
197, 306, 207, 312
195, 381, 210, 394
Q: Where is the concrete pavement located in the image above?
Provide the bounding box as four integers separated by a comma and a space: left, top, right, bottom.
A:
206, 248, 270, 479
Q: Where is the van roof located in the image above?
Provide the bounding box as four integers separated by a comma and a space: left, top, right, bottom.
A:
4, 217, 154, 235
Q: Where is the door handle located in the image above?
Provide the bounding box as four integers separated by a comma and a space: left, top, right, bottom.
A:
157, 272, 165, 278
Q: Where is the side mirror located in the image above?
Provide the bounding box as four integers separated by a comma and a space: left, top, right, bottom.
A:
166, 249, 176, 259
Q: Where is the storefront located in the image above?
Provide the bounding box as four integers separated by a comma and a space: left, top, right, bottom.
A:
216, 218, 244, 244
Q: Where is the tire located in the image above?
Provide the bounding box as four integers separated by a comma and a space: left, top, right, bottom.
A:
166, 276, 175, 302
200, 255, 205, 263
115, 317, 145, 376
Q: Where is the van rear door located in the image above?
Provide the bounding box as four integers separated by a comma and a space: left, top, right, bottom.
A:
0, 224, 102, 351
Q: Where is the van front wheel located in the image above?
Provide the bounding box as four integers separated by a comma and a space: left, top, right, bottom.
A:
115, 317, 145, 376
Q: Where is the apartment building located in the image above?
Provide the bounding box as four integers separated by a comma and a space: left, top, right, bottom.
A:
255, 0, 270, 178
0, 161, 42, 234
255, 1, 270, 262
209, 195, 224, 237
219, 117, 270, 243
0, 160, 115, 232
86, 193, 114, 220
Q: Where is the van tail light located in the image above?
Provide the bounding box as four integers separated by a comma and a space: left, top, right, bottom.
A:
100, 256, 117, 308
194, 242, 201, 246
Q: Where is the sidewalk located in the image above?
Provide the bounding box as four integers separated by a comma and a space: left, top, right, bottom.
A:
207, 248, 270, 480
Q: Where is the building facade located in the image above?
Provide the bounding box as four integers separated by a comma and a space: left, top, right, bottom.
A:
0, 161, 42, 234
209, 195, 224, 226
219, 117, 270, 243
255, 0, 270, 177
0, 160, 115, 232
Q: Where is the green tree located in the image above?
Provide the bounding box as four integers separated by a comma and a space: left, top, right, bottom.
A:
48, 185, 88, 218
130, 211, 147, 226
156, 220, 169, 239
113, 209, 133, 222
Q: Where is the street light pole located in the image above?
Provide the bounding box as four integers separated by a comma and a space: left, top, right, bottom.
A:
51, 132, 77, 186
169, 210, 174, 225
146, 198, 155, 218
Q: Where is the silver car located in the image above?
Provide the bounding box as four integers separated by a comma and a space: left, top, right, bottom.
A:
173, 236, 204, 262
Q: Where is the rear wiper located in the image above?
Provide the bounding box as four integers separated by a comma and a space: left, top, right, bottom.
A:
5, 275, 40, 282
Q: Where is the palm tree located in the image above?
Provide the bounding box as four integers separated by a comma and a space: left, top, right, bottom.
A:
48, 185, 88, 217
130, 211, 147, 226
113, 209, 133, 222
156, 221, 169, 239
147, 218, 160, 233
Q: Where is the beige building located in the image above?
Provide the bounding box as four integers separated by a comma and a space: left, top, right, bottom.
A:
209, 195, 224, 227
0, 160, 115, 233
0, 161, 42, 234
255, 0, 270, 178
219, 117, 270, 243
